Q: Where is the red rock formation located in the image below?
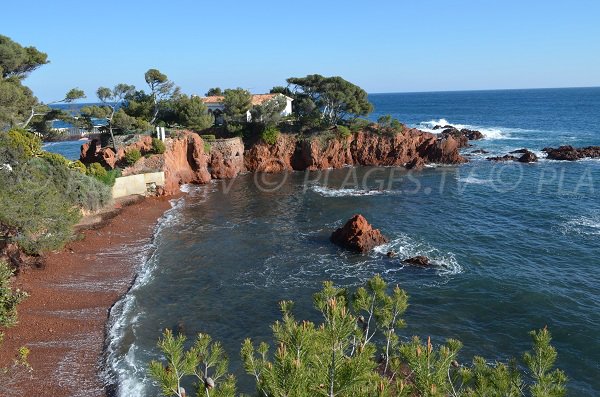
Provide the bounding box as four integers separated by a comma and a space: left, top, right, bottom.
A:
244, 129, 467, 173
244, 134, 298, 172
209, 138, 245, 179
331, 214, 388, 253
162, 132, 211, 195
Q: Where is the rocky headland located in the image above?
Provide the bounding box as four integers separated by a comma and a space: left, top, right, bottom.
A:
81, 128, 468, 196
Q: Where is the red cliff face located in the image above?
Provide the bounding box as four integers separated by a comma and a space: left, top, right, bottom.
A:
162, 132, 211, 195
244, 129, 467, 173
81, 128, 466, 196
208, 138, 246, 179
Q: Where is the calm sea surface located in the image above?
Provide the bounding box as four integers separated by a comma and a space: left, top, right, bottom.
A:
50, 88, 599, 396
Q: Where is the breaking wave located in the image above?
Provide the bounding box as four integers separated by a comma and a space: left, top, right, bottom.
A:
416, 118, 512, 140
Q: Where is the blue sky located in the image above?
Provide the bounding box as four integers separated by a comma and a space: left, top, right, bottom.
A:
4, 0, 600, 102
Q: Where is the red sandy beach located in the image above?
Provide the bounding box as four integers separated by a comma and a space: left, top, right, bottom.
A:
0, 195, 174, 396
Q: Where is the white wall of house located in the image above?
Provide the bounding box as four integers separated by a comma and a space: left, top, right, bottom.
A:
282, 97, 293, 116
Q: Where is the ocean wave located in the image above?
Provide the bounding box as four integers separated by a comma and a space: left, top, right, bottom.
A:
311, 185, 388, 197
232, 231, 462, 291
103, 198, 188, 397
561, 215, 600, 237
416, 118, 511, 140
457, 176, 493, 185
372, 233, 462, 277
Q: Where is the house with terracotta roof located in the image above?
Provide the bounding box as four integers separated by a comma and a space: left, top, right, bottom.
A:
200, 93, 293, 123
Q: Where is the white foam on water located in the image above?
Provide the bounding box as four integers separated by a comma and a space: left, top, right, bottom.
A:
416, 118, 512, 140
457, 176, 493, 185
372, 233, 463, 277
561, 214, 600, 236
311, 185, 388, 197
233, 230, 462, 291
102, 195, 191, 397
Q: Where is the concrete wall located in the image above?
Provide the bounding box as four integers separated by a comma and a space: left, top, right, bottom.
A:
112, 172, 165, 198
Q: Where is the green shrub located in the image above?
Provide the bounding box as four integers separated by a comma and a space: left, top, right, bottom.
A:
86, 163, 121, 187
336, 125, 352, 138
200, 134, 217, 142
150, 276, 567, 397
349, 118, 371, 133
124, 148, 142, 166
225, 122, 247, 137
40, 151, 70, 167
0, 261, 28, 328
86, 162, 108, 179
69, 160, 87, 174
0, 158, 81, 254
151, 138, 166, 154
66, 171, 113, 209
0, 144, 112, 254
204, 143, 211, 153
0, 128, 43, 165
260, 125, 280, 145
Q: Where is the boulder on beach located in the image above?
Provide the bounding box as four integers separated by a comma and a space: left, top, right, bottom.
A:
403, 256, 431, 267
331, 214, 388, 253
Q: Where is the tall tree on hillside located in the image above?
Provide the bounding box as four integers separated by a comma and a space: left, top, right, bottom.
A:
144, 68, 179, 125
250, 95, 286, 126
175, 95, 214, 131
97, 84, 135, 149
0, 34, 48, 80
205, 87, 222, 96
0, 35, 84, 132
223, 88, 252, 123
287, 74, 373, 126
21, 88, 85, 129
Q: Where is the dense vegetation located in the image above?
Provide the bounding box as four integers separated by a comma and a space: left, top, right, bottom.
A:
149, 276, 566, 397
0, 129, 111, 255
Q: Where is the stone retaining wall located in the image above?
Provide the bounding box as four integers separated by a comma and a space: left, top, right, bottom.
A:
112, 172, 165, 198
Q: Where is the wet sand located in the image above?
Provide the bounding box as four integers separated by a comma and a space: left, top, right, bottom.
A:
0, 195, 174, 396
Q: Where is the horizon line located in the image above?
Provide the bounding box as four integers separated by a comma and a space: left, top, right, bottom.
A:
369, 85, 600, 95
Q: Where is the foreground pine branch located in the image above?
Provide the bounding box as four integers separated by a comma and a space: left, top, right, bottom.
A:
149, 275, 567, 397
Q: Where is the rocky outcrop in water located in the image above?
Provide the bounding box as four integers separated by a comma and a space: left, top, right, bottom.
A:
517, 150, 538, 163
82, 127, 467, 196
403, 256, 430, 267
330, 214, 388, 253
435, 126, 484, 148
245, 129, 467, 172
543, 145, 600, 161
487, 149, 538, 163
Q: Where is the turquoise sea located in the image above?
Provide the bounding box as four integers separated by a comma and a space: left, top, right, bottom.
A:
49, 88, 600, 396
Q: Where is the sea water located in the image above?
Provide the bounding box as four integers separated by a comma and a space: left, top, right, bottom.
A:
98, 88, 600, 396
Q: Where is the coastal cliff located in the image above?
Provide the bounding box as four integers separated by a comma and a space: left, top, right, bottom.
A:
244, 128, 466, 172
82, 128, 466, 196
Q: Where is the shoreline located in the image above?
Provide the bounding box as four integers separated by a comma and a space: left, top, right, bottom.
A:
0, 194, 175, 396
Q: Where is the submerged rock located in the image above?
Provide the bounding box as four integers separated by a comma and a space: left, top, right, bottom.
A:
517, 150, 538, 163
403, 256, 431, 267
331, 214, 388, 253
487, 149, 538, 163
487, 154, 518, 162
